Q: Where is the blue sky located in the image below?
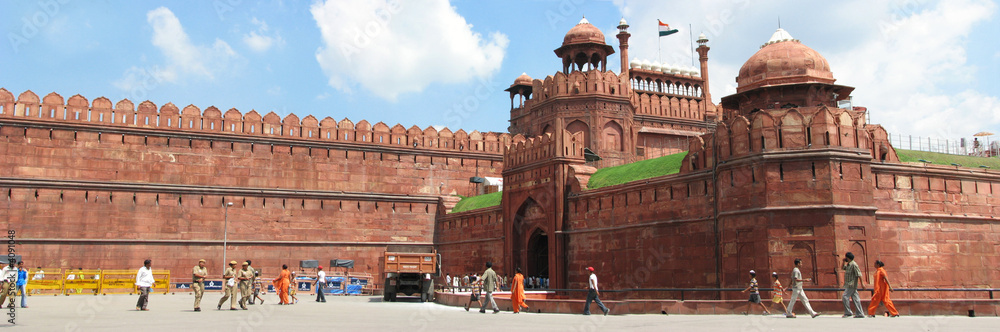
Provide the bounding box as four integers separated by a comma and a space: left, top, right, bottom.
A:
2, 0, 998, 139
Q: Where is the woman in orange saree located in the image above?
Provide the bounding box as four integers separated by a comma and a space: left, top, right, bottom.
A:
272, 264, 291, 305
510, 268, 529, 313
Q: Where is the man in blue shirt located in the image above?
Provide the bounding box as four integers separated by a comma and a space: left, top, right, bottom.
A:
16, 262, 28, 308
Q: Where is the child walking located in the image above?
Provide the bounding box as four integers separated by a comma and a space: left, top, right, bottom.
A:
741, 270, 770, 315
464, 281, 483, 311
770, 272, 788, 313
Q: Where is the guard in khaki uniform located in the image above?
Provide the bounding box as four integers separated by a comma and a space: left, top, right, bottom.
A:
218, 261, 238, 310
246, 260, 257, 305
192, 259, 208, 312
237, 262, 252, 309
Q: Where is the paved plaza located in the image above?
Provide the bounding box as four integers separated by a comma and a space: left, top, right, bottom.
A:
1, 293, 996, 331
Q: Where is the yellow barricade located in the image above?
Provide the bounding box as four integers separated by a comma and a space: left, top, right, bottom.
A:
64, 269, 102, 295
25, 268, 63, 295
100, 270, 137, 295
150, 270, 170, 294
98, 269, 171, 295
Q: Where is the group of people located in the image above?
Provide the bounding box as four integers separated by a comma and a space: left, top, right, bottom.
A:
458, 262, 609, 316
445, 272, 548, 293
742, 252, 899, 318
0, 261, 29, 309
135, 259, 329, 311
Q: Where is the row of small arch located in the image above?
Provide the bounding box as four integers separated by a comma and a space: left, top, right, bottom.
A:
631, 78, 703, 98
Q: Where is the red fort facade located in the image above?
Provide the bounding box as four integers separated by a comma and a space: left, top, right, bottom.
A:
2, 18, 999, 309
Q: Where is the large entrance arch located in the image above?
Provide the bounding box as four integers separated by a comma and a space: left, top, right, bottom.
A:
511, 198, 547, 277
527, 229, 549, 278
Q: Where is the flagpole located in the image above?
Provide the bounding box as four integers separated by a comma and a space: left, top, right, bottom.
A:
689, 23, 695, 66
657, 21, 662, 63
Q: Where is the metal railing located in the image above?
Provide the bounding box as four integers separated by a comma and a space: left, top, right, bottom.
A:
888, 133, 999, 157
539, 287, 1000, 301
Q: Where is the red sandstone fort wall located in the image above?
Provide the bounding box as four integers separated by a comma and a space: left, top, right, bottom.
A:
563, 172, 717, 298
870, 164, 1000, 298
0, 125, 500, 195
0, 88, 505, 283
1, 187, 438, 280
434, 207, 504, 277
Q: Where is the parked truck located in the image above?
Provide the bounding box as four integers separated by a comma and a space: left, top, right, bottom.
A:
382, 249, 440, 302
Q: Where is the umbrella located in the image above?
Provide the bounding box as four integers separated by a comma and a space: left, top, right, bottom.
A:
973, 132, 994, 137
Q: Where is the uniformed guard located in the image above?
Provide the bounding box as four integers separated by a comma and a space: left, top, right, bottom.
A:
246, 260, 257, 305
238, 262, 252, 309
218, 261, 238, 310
192, 259, 208, 312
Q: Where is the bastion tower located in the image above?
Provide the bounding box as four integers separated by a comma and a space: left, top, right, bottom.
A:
682, 28, 898, 289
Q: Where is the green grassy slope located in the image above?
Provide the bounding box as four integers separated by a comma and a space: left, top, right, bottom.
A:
896, 149, 1000, 169
586, 151, 688, 190
449, 191, 503, 214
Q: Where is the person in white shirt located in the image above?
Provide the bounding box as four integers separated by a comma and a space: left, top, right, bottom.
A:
134, 259, 155, 311
65, 269, 76, 293
315, 266, 327, 303
0, 263, 16, 306
583, 266, 609, 316
31, 267, 44, 294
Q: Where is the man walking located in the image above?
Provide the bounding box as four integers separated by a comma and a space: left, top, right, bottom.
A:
238, 262, 252, 309
16, 262, 28, 308
192, 259, 208, 312
478, 262, 500, 314
0, 262, 15, 307
584, 266, 609, 316
218, 261, 238, 310
245, 260, 257, 305
135, 259, 155, 311
786, 258, 819, 318
842, 252, 865, 318
315, 266, 327, 302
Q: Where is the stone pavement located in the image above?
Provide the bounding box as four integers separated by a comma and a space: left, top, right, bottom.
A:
2, 294, 997, 331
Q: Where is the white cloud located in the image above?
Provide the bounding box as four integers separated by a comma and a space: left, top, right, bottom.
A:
244, 17, 284, 52
114, 7, 240, 94
310, 0, 509, 100
827, 0, 1000, 138
615, 0, 1000, 139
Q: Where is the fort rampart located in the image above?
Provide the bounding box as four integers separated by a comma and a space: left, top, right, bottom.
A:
0, 88, 503, 281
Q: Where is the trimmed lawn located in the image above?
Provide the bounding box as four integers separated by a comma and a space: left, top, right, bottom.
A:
587, 152, 688, 190
450, 191, 502, 213
896, 149, 1000, 169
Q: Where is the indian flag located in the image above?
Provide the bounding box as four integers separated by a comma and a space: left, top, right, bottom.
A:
658, 20, 678, 37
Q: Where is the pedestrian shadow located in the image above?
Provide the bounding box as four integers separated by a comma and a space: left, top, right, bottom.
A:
368, 297, 425, 303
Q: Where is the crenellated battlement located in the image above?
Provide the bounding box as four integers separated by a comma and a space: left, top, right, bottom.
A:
0, 88, 511, 155
520, 70, 629, 109
681, 106, 899, 172
502, 130, 586, 170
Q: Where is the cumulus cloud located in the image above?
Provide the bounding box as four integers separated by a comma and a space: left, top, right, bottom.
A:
826, 0, 1000, 138
310, 0, 509, 100
615, 0, 999, 139
114, 7, 239, 96
244, 17, 284, 52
